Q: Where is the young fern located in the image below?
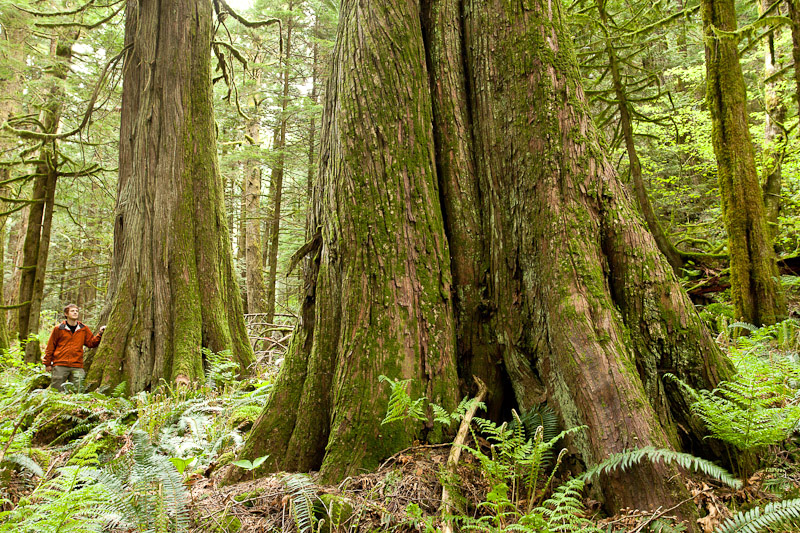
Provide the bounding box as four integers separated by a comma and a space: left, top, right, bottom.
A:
533, 477, 601, 533
282, 473, 317, 533
1, 453, 43, 477
379, 375, 427, 425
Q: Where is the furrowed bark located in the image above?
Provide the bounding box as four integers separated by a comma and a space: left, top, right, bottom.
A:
236, 1, 738, 525
228, 0, 460, 484
701, 0, 786, 326
420, 0, 507, 414
86, 0, 253, 392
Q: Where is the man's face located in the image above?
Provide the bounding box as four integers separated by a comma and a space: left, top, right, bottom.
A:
66, 307, 79, 320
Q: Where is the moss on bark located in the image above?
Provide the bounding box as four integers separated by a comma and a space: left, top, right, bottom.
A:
701, 0, 786, 326
86, 0, 253, 392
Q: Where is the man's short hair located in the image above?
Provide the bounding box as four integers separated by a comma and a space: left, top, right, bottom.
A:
63, 303, 78, 314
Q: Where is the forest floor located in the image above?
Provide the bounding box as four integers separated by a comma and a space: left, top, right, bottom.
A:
2, 304, 800, 532
189, 444, 800, 532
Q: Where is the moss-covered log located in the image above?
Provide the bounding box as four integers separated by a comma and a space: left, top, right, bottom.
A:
85, 0, 253, 392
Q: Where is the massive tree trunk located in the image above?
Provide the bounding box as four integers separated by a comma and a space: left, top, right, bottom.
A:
18, 32, 78, 363
701, 0, 785, 326
264, 5, 293, 325
762, 0, 786, 245
231, 0, 735, 524
85, 0, 253, 392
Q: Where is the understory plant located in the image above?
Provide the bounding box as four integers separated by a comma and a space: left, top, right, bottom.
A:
381, 376, 743, 532
667, 321, 800, 460
0, 347, 275, 533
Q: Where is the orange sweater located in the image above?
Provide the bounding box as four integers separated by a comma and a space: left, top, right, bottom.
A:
44, 321, 103, 368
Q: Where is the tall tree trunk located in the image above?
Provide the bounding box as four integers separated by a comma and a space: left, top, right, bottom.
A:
0, 218, 9, 352
85, 0, 254, 392
306, 15, 319, 222
701, 0, 786, 326
80, 203, 100, 309
238, 172, 246, 265
245, 100, 266, 314
763, 0, 786, 245
18, 32, 78, 363
0, 12, 26, 352
597, 0, 686, 274
6, 208, 27, 336
264, 4, 293, 325
788, 0, 800, 105
230, 1, 734, 524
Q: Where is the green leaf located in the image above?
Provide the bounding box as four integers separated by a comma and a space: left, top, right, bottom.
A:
169, 457, 196, 475
232, 459, 254, 470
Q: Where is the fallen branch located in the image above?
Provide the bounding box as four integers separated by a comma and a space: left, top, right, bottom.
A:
441, 376, 488, 533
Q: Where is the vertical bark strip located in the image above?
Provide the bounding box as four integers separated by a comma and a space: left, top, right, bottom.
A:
0, 13, 26, 351
265, 6, 293, 325
788, 0, 800, 107
420, 0, 508, 414
245, 100, 266, 314
701, 0, 786, 326
86, 0, 253, 392
762, 1, 785, 244
231, 0, 459, 483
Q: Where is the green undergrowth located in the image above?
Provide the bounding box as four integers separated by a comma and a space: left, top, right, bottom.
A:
1, 318, 800, 533
0, 344, 274, 533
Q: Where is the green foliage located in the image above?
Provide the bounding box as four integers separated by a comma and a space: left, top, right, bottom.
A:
1, 453, 44, 477
455, 415, 595, 532
582, 446, 742, 489
0, 431, 188, 533
715, 498, 800, 533
379, 375, 427, 425
231, 454, 268, 471
666, 324, 800, 458
379, 374, 485, 428
203, 348, 240, 391
282, 473, 317, 533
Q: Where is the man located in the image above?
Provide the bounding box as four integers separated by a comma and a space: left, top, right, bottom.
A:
44, 303, 106, 391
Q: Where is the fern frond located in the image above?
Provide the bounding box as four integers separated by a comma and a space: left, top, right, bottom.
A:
2, 453, 44, 477
583, 446, 742, 489
431, 403, 452, 426
282, 473, 317, 533
379, 375, 427, 425
715, 498, 800, 533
